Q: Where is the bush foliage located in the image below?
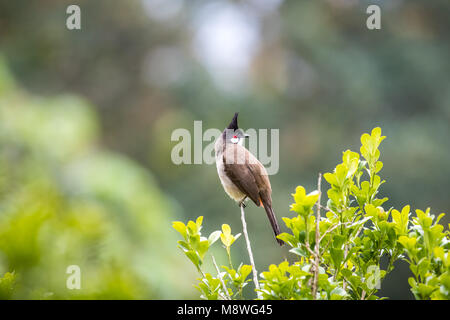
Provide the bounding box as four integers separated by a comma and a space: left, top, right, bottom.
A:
173, 128, 450, 300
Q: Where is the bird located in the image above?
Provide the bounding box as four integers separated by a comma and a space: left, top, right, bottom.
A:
214, 112, 284, 246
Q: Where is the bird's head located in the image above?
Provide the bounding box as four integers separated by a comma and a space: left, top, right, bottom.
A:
224, 112, 249, 145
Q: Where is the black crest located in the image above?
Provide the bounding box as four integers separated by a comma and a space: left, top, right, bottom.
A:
227, 112, 239, 130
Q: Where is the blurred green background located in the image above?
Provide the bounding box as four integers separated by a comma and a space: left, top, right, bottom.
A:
0, 0, 449, 299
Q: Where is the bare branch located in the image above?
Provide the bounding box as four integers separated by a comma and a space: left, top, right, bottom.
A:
305, 244, 316, 257
311, 173, 322, 299
212, 255, 231, 300
318, 204, 331, 212
343, 244, 348, 291
318, 221, 352, 243
240, 203, 261, 299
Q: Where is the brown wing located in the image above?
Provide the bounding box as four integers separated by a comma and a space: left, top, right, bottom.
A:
248, 162, 272, 202
224, 162, 260, 206
223, 144, 270, 206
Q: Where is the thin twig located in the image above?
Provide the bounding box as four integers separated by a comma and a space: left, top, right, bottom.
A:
318, 221, 352, 243
305, 217, 310, 250
343, 244, 348, 291
318, 204, 331, 212
320, 236, 333, 257
353, 224, 364, 240
212, 255, 231, 300
305, 245, 315, 257
311, 173, 322, 299
240, 203, 261, 299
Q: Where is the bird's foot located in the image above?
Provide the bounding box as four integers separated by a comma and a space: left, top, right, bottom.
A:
238, 197, 247, 208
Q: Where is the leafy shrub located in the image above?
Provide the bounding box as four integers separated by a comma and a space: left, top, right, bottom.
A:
173, 128, 449, 300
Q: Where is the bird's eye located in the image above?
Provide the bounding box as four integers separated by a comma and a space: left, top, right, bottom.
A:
230, 135, 239, 144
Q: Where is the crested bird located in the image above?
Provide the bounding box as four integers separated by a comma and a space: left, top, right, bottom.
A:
215, 113, 284, 246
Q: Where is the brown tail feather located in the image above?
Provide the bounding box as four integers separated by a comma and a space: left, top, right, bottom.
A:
261, 198, 284, 246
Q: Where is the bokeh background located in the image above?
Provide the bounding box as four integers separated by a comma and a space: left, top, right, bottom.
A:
0, 0, 449, 299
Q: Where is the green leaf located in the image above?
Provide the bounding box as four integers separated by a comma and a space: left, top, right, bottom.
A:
330, 248, 344, 268
187, 220, 198, 236
415, 209, 433, 229
342, 150, 360, 177
185, 250, 201, 268
375, 161, 383, 173
292, 186, 307, 204
220, 224, 238, 247
289, 247, 309, 258
208, 230, 221, 246
239, 265, 252, 281
196, 216, 204, 230
340, 268, 353, 279
177, 240, 190, 251
364, 204, 379, 220
172, 221, 187, 239
417, 283, 437, 299
222, 266, 237, 279
277, 233, 296, 246
435, 213, 446, 225
408, 277, 417, 289
398, 235, 417, 253
330, 287, 347, 300
335, 163, 348, 186
360, 127, 386, 163
348, 275, 362, 288
324, 172, 337, 187
197, 240, 210, 260
332, 234, 346, 249
290, 186, 319, 217
417, 258, 430, 279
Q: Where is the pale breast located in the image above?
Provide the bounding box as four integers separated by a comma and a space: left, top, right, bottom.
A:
216, 154, 245, 202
